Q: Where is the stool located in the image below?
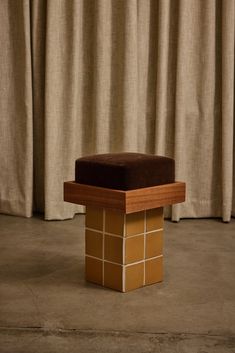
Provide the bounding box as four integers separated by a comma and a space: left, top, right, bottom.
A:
64, 153, 185, 292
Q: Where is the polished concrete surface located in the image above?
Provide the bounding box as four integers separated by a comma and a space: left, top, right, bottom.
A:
0, 214, 234, 352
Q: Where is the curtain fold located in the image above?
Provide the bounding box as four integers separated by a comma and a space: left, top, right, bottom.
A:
0, 0, 33, 217
221, 0, 234, 221
0, 0, 234, 221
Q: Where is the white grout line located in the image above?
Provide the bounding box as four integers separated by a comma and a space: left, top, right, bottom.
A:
85, 254, 163, 267
125, 255, 163, 266
85, 254, 121, 266
125, 259, 146, 267
85, 226, 163, 238
145, 255, 163, 261
85, 227, 103, 234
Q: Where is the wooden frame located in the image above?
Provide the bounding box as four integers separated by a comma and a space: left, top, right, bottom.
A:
64, 181, 186, 214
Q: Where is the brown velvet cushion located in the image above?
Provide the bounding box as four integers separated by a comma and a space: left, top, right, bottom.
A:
75, 153, 175, 190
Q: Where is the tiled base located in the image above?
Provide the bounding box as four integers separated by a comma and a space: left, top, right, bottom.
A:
85, 206, 164, 292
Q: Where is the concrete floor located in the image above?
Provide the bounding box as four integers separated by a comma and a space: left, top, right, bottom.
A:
0, 214, 234, 353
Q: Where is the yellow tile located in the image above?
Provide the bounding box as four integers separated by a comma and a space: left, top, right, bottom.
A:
125, 235, 144, 264
85, 256, 103, 285
104, 235, 123, 264
146, 207, 163, 232
86, 206, 103, 231
126, 211, 145, 236
145, 257, 163, 285
146, 231, 163, 259
105, 209, 124, 235
104, 262, 123, 291
85, 229, 103, 259
125, 262, 144, 291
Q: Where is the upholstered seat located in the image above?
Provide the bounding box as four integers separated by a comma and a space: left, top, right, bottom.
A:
75, 152, 175, 190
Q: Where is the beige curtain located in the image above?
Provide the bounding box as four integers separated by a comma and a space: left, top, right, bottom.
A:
0, 0, 234, 221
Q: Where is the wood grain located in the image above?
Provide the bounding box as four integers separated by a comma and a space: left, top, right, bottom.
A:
64, 181, 125, 212
64, 181, 186, 213
125, 182, 186, 213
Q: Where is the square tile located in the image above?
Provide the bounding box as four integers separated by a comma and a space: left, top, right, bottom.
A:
145, 231, 163, 259
105, 209, 124, 235
125, 262, 144, 291
126, 211, 145, 236
145, 257, 163, 285
86, 206, 103, 231
104, 262, 123, 291
104, 235, 123, 264
85, 229, 103, 259
85, 256, 103, 285
125, 235, 144, 264
146, 207, 163, 232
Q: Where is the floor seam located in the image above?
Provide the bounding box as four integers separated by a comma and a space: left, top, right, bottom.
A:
0, 326, 234, 338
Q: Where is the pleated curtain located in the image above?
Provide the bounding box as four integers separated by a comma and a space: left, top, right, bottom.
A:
0, 0, 234, 221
